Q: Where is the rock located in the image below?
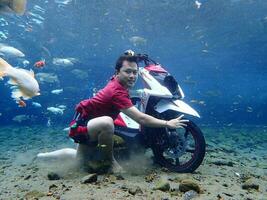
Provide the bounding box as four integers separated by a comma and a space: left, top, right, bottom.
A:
145, 172, 157, 182
81, 173, 97, 184
128, 186, 143, 195
242, 180, 259, 191
115, 174, 125, 180
24, 175, 31, 180
86, 160, 111, 174
49, 184, 58, 192
120, 184, 128, 191
113, 135, 126, 146
47, 172, 60, 180
212, 160, 234, 167
179, 179, 201, 193
153, 180, 170, 192
222, 183, 228, 187
24, 190, 45, 199
183, 190, 198, 200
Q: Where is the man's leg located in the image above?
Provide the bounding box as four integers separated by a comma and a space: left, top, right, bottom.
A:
76, 116, 121, 172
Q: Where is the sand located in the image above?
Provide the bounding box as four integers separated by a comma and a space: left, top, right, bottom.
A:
0, 125, 266, 200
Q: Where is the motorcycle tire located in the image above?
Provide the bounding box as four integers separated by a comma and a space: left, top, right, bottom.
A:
152, 120, 206, 173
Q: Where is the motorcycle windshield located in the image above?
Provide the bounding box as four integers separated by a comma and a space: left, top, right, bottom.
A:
148, 71, 181, 98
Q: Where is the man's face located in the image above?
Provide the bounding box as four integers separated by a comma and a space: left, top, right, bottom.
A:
116, 60, 138, 89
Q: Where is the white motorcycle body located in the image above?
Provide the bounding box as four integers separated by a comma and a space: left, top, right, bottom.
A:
116, 65, 200, 129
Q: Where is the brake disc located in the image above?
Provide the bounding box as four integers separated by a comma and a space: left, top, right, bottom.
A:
164, 129, 188, 158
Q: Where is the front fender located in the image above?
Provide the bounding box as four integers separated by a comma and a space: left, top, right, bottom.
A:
154, 99, 200, 118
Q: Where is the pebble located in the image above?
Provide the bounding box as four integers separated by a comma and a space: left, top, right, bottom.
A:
81, 173, 97, 184
47, 172, 60, 180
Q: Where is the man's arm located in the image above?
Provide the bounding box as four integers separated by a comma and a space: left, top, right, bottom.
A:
121, 106, 188, 129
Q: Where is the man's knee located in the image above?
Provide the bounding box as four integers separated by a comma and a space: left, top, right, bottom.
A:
101, 117, 114, 133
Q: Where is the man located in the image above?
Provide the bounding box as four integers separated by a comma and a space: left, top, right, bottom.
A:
68, 50, 188, 172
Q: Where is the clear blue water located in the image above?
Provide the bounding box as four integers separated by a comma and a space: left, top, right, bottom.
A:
0, 0, 267, 126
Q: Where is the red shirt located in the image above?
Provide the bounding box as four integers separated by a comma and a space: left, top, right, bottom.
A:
78, 77, 133, 120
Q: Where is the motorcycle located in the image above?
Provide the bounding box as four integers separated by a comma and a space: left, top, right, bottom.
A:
37, 53, 206, 173
113, 54, 206, 173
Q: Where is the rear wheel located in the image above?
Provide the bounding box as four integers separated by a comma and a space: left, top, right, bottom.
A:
151, 120, 206, 173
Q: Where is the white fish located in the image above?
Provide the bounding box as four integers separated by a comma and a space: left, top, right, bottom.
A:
129, 36, 147, 46
32, 102, 42, 108
195, 0, 202, 9
47, 107, 64, 115
36, 72, 59, 84
55, 0, 73, 5
47, 117, 51, 127
0, 58, 40, 102
71, 69, 88, 80
0, 31, 8, 40
63, 127, 69, 132
52, 57, 77, 67
0, 0, 27, 15
12, 114, 30, 123
58, 105, 66, 109
22, 60, 30, 67
0, 44, 25, 58
51, 88, 63, 95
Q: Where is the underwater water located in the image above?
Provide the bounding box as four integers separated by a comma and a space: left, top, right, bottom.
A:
0, 0, 266, 199
0, 0, 266, 126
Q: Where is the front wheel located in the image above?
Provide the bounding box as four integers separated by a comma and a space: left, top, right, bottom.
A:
151, 120, 206, 173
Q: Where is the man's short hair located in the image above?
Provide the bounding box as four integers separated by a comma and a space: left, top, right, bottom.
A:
115, 55, 138, 72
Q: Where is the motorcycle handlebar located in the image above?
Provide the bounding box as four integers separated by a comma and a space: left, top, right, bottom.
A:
124, 50, 159, 65
135, 54, 158, 65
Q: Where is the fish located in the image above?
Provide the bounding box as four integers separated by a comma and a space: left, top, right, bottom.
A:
0, 58, 40, 102
0, 43, 25, 58
17, 99, 26, 107
71, 69, 88, 79
195, 0, 202, 9
36, 72, 59, 84
34, 60, 45, 68
63, 127, 70, 132
58, 105, 66, 109
12, 114, 30, 123
32, 102, 42, 108
55, 0, 73, 5
0, 0, 27, 15
129, 36, 147, 46
22, 60, 30, 67
246, 106, 253, 112
51, 88, 63, 95
52, 57, 77, 67
47, 117, 51, 127
190, 99, 206, 106
47, 106, 64, 115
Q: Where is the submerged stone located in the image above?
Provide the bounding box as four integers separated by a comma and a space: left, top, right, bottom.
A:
153, 180, 170, 192
24, 190, 45, 199
179, 179, 201, 193
81, 173, 97, 184
242, 180, 259, 191
47, 172, 60, 180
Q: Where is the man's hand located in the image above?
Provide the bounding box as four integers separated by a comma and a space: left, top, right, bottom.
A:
166, 114, 189, 129
75, 103, 88, 119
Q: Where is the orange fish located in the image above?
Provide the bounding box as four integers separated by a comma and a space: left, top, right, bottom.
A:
17, 99, 26, 107
34, 60, 45, 68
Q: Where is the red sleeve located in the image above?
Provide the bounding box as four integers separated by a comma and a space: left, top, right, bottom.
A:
75, 99, 91, 118
112, 90, 133, 110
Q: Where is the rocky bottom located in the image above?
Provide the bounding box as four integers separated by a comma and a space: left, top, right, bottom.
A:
0, 125, 266, 200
